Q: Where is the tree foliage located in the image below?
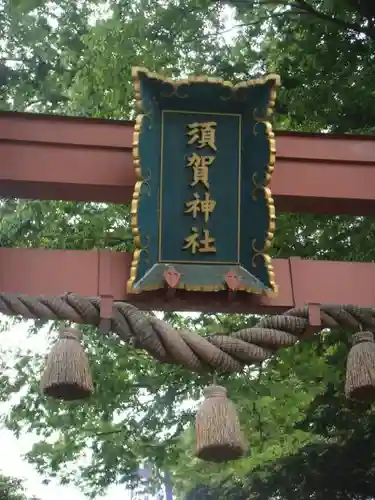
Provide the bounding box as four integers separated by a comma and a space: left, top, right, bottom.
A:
0, 473, 40, 500
1, 0, 375, 498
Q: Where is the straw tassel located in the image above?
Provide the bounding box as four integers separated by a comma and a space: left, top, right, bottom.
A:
345, 331, 375, 402
41, 327, 93, 401
195, 385, 246, 462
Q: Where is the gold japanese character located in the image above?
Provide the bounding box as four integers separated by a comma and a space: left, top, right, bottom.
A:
185, 192, 216, 223
199, 229, 216, 253
183, 227, 200, 254
183, 227, 216, 254
187, 152, 215, 189
187, 121, 217, 151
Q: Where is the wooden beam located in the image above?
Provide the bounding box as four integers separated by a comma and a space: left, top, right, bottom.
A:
1, 248, 375, 313
1, 111, 375, 215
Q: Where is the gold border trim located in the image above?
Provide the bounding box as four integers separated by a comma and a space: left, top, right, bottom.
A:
258, 79, 280, 297
131, 66, 280, 95
127, 67, 280, 296
127, 111, 144, 294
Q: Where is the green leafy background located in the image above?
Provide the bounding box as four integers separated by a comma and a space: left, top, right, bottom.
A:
1, 0, 375, 498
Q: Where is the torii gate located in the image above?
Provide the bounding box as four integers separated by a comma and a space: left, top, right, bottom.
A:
2, 80, 375, 464
1, 110, 375, 314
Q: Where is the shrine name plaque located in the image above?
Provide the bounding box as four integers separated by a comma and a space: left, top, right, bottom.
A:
128, 67, 280, 296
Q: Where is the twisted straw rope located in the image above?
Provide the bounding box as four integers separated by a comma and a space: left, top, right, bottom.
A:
1, 292, 374, 373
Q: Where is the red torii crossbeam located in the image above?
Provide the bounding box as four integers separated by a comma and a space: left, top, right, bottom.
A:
1, 110, 375, 314
2, 111, 375, 214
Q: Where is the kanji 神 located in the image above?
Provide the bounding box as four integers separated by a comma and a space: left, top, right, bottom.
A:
187, 121, 217, 151
185, 192, 216, 223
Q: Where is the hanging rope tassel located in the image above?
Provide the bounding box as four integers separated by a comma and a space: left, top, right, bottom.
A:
345, 331, 375, 402
195, 385, 246, 463
40, 327, 93, 401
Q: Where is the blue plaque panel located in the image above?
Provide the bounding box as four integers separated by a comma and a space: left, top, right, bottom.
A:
128, 68, 280, 296
160, 111, 240, 265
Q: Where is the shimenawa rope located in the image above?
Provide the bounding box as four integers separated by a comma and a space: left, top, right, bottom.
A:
3, 291, 374, 462
1, 292, 374, 373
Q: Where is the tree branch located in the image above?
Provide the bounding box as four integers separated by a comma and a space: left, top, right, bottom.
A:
208, 9, 305, 38
220, 0, 375, 39
254, 362, 266, 451
213, 313, 226, 328
293, 0, 375, 39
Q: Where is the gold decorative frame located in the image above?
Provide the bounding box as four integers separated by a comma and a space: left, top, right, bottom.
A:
127, 67, 280, 297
